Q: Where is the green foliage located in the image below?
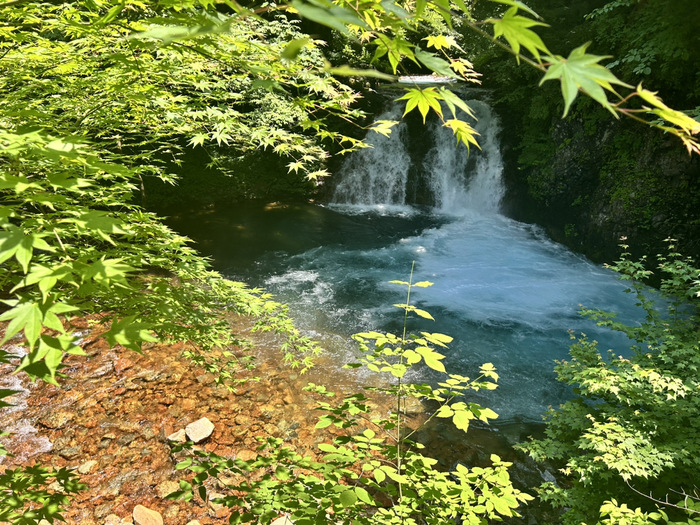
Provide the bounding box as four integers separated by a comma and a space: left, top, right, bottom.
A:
0, 1, 368, 181
486, 5, 550, 63
520, 240, 700, 525
2, 0, 699, 523
171, 269, 532, 523
0, 464, 86, 525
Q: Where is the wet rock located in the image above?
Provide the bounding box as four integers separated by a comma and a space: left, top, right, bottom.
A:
94, 503, 113, 519
542, 469, 557, 484
58, 445, 82, 459
235, 414, 252, 426
207, 492, 228, 519
39, 410, 75, 429
401, 397, 425, 414
212, 386, 230, 399
236, 449, 256, 462
132, 505, 163, 525
166, 429, 186, 443
162, 505, 180, 521
156, 480, 180, 499
78, 459, 99, 474
104, 470, 139, 497
139, 425, 157, 440
116, 433, 138, 446
196, 373, 216, 385
185, 417, 215, 443
113, 358, 134, 374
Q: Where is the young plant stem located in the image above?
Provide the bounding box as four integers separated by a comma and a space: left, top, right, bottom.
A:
395, 262, 416, 510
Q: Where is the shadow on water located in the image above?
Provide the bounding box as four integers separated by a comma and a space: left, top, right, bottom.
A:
161, 201, 448, 277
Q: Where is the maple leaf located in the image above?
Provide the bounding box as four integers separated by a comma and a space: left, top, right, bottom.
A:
541, 43, 632, 117
397, 88, 443, 123
445, 119, 481, 151
423, 35, 458, 51
487, 7, 550, 62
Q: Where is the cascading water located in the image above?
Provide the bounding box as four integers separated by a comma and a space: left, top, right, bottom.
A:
426, 100, 505, 213
331, 104, 411, 206
331, 98, 505, 214
175, 95, 644, 427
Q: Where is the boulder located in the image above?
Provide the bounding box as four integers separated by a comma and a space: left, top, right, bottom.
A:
166, 429, 186, 444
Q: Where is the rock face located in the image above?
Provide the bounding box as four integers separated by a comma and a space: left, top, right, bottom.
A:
499, 107, 700, 263
185, 417, 215, 443
133, 504, 163, 525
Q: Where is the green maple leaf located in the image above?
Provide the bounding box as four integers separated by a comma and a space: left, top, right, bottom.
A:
488, 7, 550, 62
445, 119, 480, 151
489, 0, 543, 19
397, 87, 443, 123
373, 36, 417, 74
541, 43, 632, 117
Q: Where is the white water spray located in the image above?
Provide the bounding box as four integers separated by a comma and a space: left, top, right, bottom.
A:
331, 104, 410, 205
238, 98, 644, 422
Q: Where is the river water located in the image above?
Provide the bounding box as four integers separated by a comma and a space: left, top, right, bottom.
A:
168, 98, 642, 428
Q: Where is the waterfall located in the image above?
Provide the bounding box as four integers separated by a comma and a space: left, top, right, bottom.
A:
332, 98, 505, 215
331, 104, 411, 206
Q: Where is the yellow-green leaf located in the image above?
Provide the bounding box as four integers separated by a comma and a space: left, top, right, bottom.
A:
398, 87, 443, 123
487, 7, 550, 62
540, 43, 631, 117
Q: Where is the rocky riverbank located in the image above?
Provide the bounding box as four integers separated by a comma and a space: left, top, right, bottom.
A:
0, 314, 541, 524
0, 316, 375, 524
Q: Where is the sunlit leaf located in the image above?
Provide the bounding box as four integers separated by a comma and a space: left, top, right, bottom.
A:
540, 43, 631, 117
423, 35, 457, 51
398, 87, 443, 123
325, 64, 397, 81
487, 7, 550, 62
414, 47, 458, 78
339, 488, 358, 507
281, 38, 310, 61
369, 119, 399, 137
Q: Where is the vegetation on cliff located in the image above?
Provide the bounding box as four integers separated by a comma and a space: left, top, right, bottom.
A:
477, 0, 700, 262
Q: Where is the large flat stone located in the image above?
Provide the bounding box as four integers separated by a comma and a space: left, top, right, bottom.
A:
133, 504, 163, 525
185, 417, 215, 443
